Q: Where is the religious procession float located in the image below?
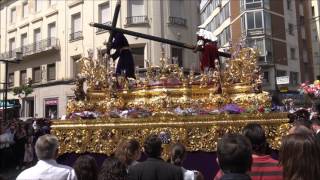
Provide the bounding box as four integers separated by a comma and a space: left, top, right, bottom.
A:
51, 43, 289, 156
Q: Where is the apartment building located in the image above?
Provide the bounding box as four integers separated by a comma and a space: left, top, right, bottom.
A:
200, 0, 314, 92
311, 0, 320, 79
0, 0, 200, 119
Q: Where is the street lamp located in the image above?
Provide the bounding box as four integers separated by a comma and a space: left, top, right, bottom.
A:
0, 51, 23, 123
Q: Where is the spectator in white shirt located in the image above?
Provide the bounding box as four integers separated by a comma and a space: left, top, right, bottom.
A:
16, 134, 77, 180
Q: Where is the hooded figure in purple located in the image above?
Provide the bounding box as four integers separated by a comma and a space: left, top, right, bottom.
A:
107, 32, 135, 78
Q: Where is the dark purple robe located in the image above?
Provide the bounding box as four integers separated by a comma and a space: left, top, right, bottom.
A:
109, 32, 135, 78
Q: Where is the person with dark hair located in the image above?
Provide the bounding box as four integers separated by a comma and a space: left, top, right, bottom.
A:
243, 124, 283, 180
170, 143, 204, 180
128, 134, 183, 180
279, 134, 320, 180
115, 139, 141, 171
98, 157, 127, 180
288, 124, 314, 135
215, 124, 283, 180
216, 134, 252, 180
73, 155, 98, 180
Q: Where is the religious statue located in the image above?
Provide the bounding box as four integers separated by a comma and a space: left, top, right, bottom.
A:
107, 32, 135, 78
195, 28, 221, 71
74, 77, 86, 101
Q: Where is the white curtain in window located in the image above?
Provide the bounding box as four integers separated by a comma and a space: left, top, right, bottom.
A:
129, 0, 144, 16
23, 3, 28, 18
72, 14, 81, 33
34, 29, 41, 43
11, 8, 16, 23
21, 34, 27, 47
170, 0, 183, 17
48, 23, 56, 38
100, 3, 110, 23
36, 0, 42, 12
9, 39, 15, 51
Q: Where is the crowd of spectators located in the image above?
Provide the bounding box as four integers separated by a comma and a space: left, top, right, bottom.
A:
0, 118, 51, 173
2, 106, 320, 180
10, 113, 320, 180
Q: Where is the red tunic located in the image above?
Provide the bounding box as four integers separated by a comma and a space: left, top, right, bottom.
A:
200, 42, 219, 71
214, 155, 283, 180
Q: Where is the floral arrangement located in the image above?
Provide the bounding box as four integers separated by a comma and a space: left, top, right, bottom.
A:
299, 80, 320, 98
68, 104, 270, 120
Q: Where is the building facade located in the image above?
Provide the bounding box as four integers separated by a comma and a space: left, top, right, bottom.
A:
311, 0, 320, 79
200, 0, 315, 92
0, 0, 200, 119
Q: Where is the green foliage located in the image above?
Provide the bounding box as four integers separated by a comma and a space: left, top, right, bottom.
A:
12, 85, 33, 98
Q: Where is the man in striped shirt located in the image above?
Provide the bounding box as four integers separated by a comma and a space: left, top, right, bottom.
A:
214, 123, 283, 180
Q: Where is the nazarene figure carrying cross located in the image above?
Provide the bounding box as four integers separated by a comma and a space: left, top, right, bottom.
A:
91, 1, 231, 77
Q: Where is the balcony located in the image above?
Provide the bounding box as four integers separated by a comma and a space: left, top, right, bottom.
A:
125, 16, 149, 26
0, 37, 60, 59
246, 28, 264, 36
168, 16, 187, 27
69, 31, 83, 42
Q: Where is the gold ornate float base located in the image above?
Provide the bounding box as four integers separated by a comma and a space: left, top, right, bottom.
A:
51, 113, 290, 157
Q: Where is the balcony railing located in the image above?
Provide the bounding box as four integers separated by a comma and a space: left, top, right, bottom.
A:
96, 21, 112, 33
0, 37, 59, 59
246, 28, 264, 36
69, 31, 83, 41
168, 16, 187, 26
126, 16, 149, 26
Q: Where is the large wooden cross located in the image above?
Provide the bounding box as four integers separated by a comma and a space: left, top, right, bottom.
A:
105, 0, 121, 55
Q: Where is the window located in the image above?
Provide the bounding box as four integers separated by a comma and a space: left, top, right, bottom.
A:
288, 24, 294, 35
99, 2, 110, 24
33, 67, 41, 83
10, 8, 16, 24
8, 73, 14, 87
9, 38, 15, 57
290, 48, 296, 59
47, 64, 56, 81
276, 70, 287, 77
22, 2, 28, 18
49, 0, 56, 6
128, 0, 144, 17
70, 13, 82, 41
48, 22, 56, 46
218, 26, 231, 46
312, 6, 315, 17
20, 70, 27, 86
34, 28, 41, 51
290, 72, 298, 86
287, 0, 291, 10
248, 38, 264, 56
264, 12, 271, 35
35, 0, 42, 12
245, 0, 262, 9
131, 46, 145, 68
300, 16, 304, 25
263, 71, 269, 83
247, 11, 263, 29
170, 0, 184, 18
171, 47, 183, 67
21, 33, 28, 54
72, 56, 81, 78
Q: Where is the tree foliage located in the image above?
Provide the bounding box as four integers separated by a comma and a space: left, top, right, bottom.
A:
13, 84, 33, 99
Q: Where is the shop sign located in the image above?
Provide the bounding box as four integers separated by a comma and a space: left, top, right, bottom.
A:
45, 98, 58, 105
